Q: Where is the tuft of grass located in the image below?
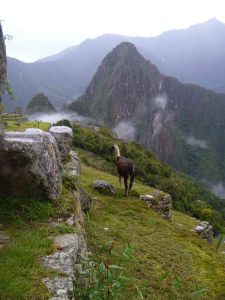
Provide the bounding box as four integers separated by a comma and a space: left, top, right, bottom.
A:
81, 163, 225, 299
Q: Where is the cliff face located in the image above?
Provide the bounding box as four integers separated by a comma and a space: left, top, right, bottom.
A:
0, 22, 7, 102
69, 42, 225, 192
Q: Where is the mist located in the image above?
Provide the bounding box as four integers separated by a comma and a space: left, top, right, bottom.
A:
152, 94, 170, 137
28, 112, 93, 124
211, 182, 225, 199
185, 136, 208, 149
113, 121, 136, 141
154, 94, 168, 110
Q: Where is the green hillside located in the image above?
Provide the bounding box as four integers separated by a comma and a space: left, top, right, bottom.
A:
71, 123, 225, 234
79, 163, 225, 299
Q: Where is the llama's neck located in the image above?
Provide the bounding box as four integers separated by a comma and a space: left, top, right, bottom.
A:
114, 145, 121, 159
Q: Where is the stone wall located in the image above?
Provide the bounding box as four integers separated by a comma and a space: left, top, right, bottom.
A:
140, 191, 172, 220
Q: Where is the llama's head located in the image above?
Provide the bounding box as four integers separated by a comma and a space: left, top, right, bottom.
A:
110, 144, 121, 157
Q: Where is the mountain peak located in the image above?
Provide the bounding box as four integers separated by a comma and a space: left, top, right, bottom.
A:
69, 42, 163, 126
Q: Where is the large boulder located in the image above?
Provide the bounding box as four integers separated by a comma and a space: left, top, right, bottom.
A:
49, 126, 73, 160
93, 180, 116, 195
0, 128, 62, 200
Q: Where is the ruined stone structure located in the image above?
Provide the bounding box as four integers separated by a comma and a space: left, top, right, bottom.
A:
140, 191, 172, 220
193, 221, 214, 243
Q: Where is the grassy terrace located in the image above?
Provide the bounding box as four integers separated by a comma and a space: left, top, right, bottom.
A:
5, 121, 50, 132
0, 114, 50, 132
81, 163, 225, 299
0, 188, 76, 299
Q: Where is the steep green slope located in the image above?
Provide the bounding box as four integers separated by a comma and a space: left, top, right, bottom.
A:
70, 123, 225, 233
69, 42, 225, 197
80, 163, 225, 299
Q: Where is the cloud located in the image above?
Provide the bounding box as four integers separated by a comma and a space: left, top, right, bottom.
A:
151, 93, 171, 137
211, 182, 225, 198
185, 136, 208, 149
153, 94, 168, 110
28, 112, 92, 124
113, 121, 136, 141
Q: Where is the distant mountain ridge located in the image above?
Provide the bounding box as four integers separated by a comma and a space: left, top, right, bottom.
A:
68, 41, 225, 196
3, 18, 225, 111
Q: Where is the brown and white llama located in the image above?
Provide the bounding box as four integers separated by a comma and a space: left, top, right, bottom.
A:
110, 144, 135, 196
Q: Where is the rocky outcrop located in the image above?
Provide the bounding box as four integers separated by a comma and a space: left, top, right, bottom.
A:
93, 180, 116, 195
49, 126, 73, 160
0, 21, 6, 102
140, 191, 172, 220
0, 128, 62, 200
193, 221, 213, 243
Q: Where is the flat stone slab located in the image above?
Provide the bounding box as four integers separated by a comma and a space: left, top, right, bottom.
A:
40, 233, 79, 275
53, 234, 78, 251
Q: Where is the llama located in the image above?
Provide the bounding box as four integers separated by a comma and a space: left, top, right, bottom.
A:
110, 144, 135, 196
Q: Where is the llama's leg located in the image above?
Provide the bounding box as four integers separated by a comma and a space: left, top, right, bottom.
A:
119, 175, 122, 188
124, 176, 128, 196
128, 173, 135, 193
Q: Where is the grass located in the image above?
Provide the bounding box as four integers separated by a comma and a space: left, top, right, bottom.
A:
0, 228, 54, 300
0, 189, 76, 299
5, 121, 50, 132
0, 157, 224, 298
80, 163, 225, 299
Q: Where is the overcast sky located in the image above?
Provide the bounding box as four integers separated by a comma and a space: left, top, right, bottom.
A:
2, 0, 225, 62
